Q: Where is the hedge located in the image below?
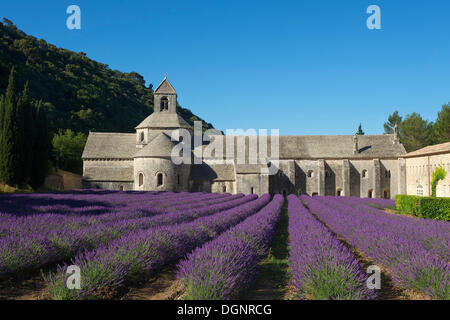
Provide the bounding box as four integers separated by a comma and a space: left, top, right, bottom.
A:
396, 195, 450, 221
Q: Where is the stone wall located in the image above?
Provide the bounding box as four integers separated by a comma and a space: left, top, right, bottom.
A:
134, 158, 190, 192
236, 173, 269, 196
82, 180, 134, 191
211, 181, 236, 194
405, 153, 450, 197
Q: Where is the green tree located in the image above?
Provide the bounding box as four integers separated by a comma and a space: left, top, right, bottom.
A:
0, 67, 24, 186
30, 100, 50, 188
384, 110, 402, 134
400, 113, 433, 152
355, 123, 365, 135
52, 129, 87, 174
431, 166, 447, 197
20, 82, 35, 184
433, 104, 450, 144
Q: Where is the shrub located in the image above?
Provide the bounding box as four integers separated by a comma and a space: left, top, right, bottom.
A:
396, 195, 450, 221
431, 166, 447, 198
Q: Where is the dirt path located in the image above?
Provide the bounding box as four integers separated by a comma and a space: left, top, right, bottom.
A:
0, 275, 48, 300
240, 203, 293, 300
121, 265, 184, 300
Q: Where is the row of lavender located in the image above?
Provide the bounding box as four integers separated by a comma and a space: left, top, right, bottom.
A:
288, 195, 376, 300
0, 192, 230, 237
301, 195, 449, 299
44, 194, 272, 299
0, 192, 253, 275
177, 195, 285, 299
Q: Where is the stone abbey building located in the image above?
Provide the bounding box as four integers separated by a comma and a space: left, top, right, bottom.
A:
82, 77, 407, 198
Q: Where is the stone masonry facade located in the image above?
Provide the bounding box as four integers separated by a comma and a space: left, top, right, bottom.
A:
82, 78, 408, 199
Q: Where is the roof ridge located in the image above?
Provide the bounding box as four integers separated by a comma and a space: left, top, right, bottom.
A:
89, 132, 135, 135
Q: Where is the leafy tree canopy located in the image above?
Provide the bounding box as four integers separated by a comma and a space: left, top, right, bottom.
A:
52, 129, 87, 175
433, 103, 450, 144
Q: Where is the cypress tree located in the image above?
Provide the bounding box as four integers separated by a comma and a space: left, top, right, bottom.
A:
21, 82, 34, 185
0, 94, 5, 182
0, 67, 22, 186
30, 100, 50, 188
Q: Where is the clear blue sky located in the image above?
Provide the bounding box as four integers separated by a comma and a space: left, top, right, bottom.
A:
1, 0, 449, 134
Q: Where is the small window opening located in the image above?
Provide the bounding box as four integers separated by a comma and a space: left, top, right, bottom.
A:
160, 97, 169, 111
362, 170, 368, 178
139, 173, 144, 187
157, 173, 163, 187
417, 184, 423, 196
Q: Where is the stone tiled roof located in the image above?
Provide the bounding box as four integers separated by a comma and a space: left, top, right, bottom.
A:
154, 77, 176, 94
190, 163, 236, 181
83, 166, 133, 182
134, 132, 178, 158
82, 133, 136, 159
202, 134, 406, 160
135, 112, 192, 129
83, 132, 406, 161
403, 142, 450, 158
235, 164, 268, 174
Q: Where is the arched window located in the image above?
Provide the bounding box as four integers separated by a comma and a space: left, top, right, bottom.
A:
160, 97, 169, 111
139, 132, 144, 142
368, 189, 373, 198
250, 187, 254, 194
336, 189, 342, 196
362, 169, 368, 178
383, 190, 388, 199
119, 186, 124, 191
222, 185, 227, 193
139, 173, 144, 187
307, 170, 314, 178
157, 173, 163, 187
417, 184, 423, 196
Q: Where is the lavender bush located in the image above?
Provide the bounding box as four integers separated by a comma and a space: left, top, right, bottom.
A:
302, 196, 449, 299
177, 195, 284, 300
44, 194, 271, 299
0, 192, 250, 275
288, 195, 376, 300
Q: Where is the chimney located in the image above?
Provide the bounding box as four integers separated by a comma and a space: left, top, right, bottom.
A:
353, 135, 359, 154
393, 123, 399, 144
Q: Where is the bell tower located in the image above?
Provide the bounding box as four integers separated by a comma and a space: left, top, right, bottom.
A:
154, 76, 177, 113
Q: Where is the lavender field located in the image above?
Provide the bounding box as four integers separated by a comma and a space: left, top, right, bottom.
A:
0, 191, 448, 300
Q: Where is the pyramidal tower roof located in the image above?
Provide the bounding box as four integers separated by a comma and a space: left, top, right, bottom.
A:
134, 132, 178, 158
154, 76, 176, 95
135, 76, 192, 130
135, 112, 192, 129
